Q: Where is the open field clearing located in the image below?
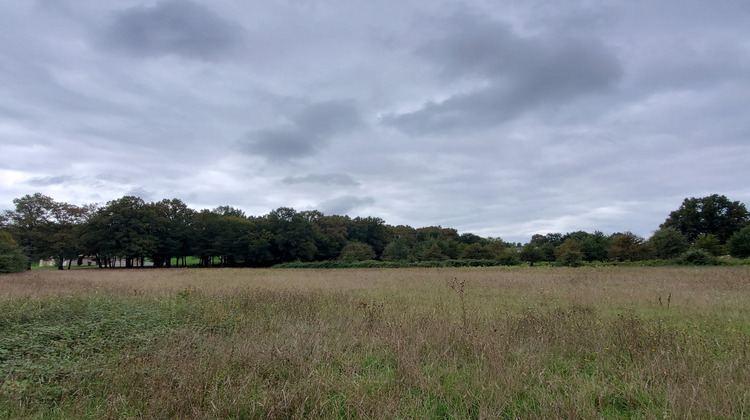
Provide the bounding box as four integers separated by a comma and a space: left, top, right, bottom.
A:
1, 267, 749, 418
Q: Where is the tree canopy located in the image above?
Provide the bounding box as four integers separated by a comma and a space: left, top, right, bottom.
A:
2, 192, 749, 271
660, 194, 749, 243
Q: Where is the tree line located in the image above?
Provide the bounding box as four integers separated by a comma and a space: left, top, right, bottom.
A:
1, 193, 749, 273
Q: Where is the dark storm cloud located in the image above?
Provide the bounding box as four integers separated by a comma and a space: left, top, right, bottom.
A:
241, 100, 362, 160
102, 0, 244, 60
382, 11, 622, 135
318, 196, 375, 216
282, 174, 360, 186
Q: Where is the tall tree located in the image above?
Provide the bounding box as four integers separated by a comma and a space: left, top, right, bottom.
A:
151, 199, 196, 267
580, 231, 610, 262
660, 194, 749, 243
5, 193, 92, 269
5, 193, 56, 267
81, 196, 157, 268
348, 216, 391, 257
49, 202, 93, 269
267, 207, 317, 263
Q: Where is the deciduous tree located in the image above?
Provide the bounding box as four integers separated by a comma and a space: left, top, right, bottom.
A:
555, 239, 584, 266
520, 243, 544, 266
661, 194, 749, 243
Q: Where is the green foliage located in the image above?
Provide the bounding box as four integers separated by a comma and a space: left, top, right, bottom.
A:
580, 231, 611, 262
381, 237, 410, 261
608, 232, 655, 262
460, 243, 496, 259
267, 207, 318, 263
555, 238, 583, 267
274, 258, 519, 268
530, 234, 562, 262
4, 193, 92, 269
649, 228, 690, 259
347, 217, 390, 257
693, 234, 725, 256
678, 249, 718, 265
2, 268, 749, 418
727, 226, 750, 258
421, 241, 446, 261
0, 231, 27, 273
520, 243, 544, 266
496, 251, 521, 266
338, 242, 376, 262
661, 194, 749, 243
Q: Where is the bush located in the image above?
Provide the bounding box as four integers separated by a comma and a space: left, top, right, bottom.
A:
555, 239, 584, 267
272, 257, 521, 269
608, 232, 655, 262
726, 226, 750, 258
693, 234, 725, 256
649, 228, 690, 259
0, 231, 27, 274
678, 249, 718, 265
338, 242, 376, 262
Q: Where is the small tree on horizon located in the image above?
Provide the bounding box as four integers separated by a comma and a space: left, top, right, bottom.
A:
520, 243, 544, 266
555, 239, 584, 267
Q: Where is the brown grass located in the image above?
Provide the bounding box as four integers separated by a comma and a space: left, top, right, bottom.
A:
1, 266, 749, 418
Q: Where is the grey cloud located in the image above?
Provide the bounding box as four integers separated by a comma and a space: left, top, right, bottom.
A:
318, 196, 375, 216
27, 175, 75, 187
102, 0, 244, 60
291, 101, 362, 137
246, 127, 316, 160
382, 11, 622, 135
282, 173, 360, 186
241, 100, 362, 160
125, 187, 155, 202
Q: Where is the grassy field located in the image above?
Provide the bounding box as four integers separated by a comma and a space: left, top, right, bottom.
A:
1, 266, 749, 419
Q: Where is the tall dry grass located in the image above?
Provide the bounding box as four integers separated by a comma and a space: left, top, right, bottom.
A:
1, 266, 749, 418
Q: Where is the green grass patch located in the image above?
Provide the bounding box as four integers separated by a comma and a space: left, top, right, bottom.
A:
1, 267, 749, 418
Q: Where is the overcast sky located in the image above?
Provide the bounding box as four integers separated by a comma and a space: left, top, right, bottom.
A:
2, 0, 749, 243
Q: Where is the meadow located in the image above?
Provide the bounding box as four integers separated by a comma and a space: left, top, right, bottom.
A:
1, 266, 749, 419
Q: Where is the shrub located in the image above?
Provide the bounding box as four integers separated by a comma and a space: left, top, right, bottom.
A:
338, 242, 376, 262
0, 231, 27, 274
726, 226, 750, 258
496, 251, 521, 266
678, 249, 717, 265
693, 234, 725, 256
649, 228, 690, 259
608, 232, 655, 262
460, 243, 495, 260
